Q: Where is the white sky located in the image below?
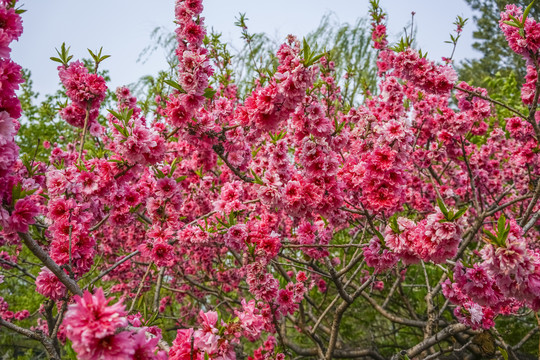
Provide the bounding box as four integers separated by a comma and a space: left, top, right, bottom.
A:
11, 0, 477, 98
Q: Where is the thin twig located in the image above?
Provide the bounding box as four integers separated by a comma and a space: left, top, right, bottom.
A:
454, 85, 527, 120
129, 263, 153, 313
86, 250, 140, 289
153, 267, 166, 313
0, 258, 36, 280
213, 144, 254, 183
89, 214, 110, 232
78, 107, 90, 162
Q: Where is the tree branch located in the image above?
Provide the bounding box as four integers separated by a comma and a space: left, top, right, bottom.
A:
19, 232, 82, 296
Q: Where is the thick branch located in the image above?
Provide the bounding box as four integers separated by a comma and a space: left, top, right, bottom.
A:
392, 323, 468, 359
19, 232, 82, 296
520, 179, 540, 228
0, 318, 60, 360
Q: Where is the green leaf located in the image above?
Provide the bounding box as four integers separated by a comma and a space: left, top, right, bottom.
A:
175, 175, 188, 183
437, 198, 449, 218
501, 225, 511, 244
53, 42, 73, 66
63, 340, 78, 360
203, 87, 217, 99
154, 167, 165, 179
389, 215, 400, 234
107, 109, 122, 120
374, 229, 384, 242
138, 294, 145, 312
499, 346, 508, 360
302, 37, 311, 61
304, 51, 325, 67
169, 157, 180, 175
112, 123, 128, 137
164, 79, 186, 93
452, 206, 468, 220
147, 310, 159, 326
11, 183, 22, 206
522, 0, 538, 26
250, 169, 264, 185
483, 229, 498, 243
497, 214, 506, 238
216, 216, 230, 228
502, 20, 520, 28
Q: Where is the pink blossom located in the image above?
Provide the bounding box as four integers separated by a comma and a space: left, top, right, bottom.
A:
73, 331, 135, 360
64, 288, 128, 344
0, 111, 14, 145
7, 197, 39, 233
35, 267, 66, 301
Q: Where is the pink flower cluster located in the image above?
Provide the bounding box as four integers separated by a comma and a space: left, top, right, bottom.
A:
369, 2, 388, 50
235, 299, 269, 341
46, 185, 97, 277
238, 39, 316, 132
248, 336, 283, 360
499, 4, 540, 58
58, 60, 107, 135
0, 4, 22, 58
169, 310, 237, 360
341, 109, 412, 214
442, 262, 518, 330
0, 0, 22, 182
363, 237, 398, 272
108, 88, 166, 166
0, 0, 30, 243
64, 288, 164, 360
35, 267, 66, 300
385, 210, 463, 265
480, 223, 540, 310
443, 219, 540, 330
2, 197, 39, 234
454, 82, 491, 136
521, 65, 538, 106
377, 48, 457, 95
164, 0, 212, 130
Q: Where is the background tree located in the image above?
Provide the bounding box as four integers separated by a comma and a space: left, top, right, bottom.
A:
459, 0, 539, 89
137, 12, 377, 104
